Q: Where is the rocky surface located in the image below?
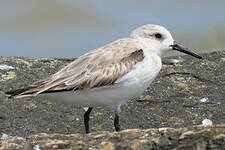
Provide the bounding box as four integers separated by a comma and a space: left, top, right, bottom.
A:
0, 125, 225, 150
0, 50, 225, 149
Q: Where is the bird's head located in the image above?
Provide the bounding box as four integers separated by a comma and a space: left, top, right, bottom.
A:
131, 24, 202, 59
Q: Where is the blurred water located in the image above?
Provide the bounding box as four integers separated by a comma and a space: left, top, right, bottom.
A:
0, 0, 225, 58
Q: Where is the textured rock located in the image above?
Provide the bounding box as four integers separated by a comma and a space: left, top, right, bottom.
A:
0, 51, 225, 149
1, 125, 225, 150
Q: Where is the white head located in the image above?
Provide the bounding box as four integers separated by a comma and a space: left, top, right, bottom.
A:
131, 24, 202, 59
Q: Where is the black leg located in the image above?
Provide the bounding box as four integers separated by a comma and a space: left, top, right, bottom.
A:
83, 107, 93, 134
114, 113, 120, 132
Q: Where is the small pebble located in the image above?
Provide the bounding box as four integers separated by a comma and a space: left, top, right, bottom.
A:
202, 119, 213, 125
141, 133, 149, 138
200, 97, 208, 103
0, 64, 14, 70
1, 133, 10, 138
33, 144, 41, 150
2, 133, 8, 138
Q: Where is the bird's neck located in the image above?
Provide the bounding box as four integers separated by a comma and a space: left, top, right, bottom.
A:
136, 37, 163, 57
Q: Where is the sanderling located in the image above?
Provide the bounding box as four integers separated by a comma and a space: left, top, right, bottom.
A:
5, 24, 202, 133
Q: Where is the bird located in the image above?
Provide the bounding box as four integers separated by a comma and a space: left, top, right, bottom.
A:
5, 24, 202, 134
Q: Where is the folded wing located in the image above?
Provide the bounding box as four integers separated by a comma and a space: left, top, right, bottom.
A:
6, 38, 145, 98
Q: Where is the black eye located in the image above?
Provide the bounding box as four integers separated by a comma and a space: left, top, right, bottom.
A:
155, 33, 162, 39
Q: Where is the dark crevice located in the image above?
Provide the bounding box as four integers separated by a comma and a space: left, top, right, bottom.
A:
162, 72, 214, 83
137, 99, 171, 103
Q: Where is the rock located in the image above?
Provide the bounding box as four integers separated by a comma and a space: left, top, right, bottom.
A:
0, 51, 225, 149
0, 125, 225, 150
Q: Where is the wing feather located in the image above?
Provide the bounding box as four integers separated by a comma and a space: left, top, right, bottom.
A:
6, 38, 145, 98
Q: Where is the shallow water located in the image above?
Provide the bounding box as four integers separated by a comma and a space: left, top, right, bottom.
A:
0, 0, 225, 58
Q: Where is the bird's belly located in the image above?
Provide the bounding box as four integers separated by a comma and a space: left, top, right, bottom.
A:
40, 81, 149, 108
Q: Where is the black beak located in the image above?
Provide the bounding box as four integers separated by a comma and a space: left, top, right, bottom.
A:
170, 41, 202, 59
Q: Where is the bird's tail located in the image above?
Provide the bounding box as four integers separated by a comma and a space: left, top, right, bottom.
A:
5, 87, 36, 99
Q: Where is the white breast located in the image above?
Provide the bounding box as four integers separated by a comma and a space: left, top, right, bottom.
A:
114, 51, 162, 97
